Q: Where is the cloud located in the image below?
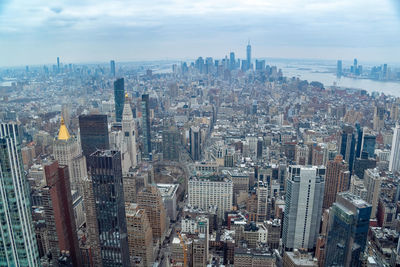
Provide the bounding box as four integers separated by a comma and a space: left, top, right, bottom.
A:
0, 0, 399, 66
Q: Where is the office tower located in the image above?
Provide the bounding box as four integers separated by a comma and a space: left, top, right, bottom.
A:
295, 144, 310, 165
325, 192, 371, 267
229, 52, 236, 70
389, 124, 400, 173
338, 125, 357, 173
189, 126, 201, 161
57, 56, 60, 73
0, 123, 40, 266
141, 94, 152, 159
353, 152, 377, 179
114, 78, 125, 123
122, 94, 137, 172
79, 114, 109, 159
54, 117, 81, 191
192, 237, 207, 267
188, 175, 233, 219
125, 204, 154, 267
322, 155, 350, 210
162, 126, 180, 161
337, 60, 342, 76
361, 133, 376, 158
255, 59, 265, 71
373, 105, 385, 131
246, 41, 252, 70
137, 185, 167, 243
353, 58, 358, 74
87, 150, 130, 266
364, 168, 381, 219
43, 161, 81, 266
82, 176, 103, 267
282, 165, 325, 250
110, 60, 116, 77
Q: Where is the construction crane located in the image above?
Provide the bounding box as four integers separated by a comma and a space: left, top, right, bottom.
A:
177, 231, 188, 267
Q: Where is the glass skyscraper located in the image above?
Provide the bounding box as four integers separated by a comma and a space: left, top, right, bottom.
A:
79, 114, 110, 159
114, 78, 125, 123
325, 192, 371, 267
141, 94, 152, 159
0, 123, 40, 266
88, 150, 130, 267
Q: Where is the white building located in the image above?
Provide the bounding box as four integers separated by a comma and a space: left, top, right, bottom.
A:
157, 183, 179, 221
364, 168, 382, 219
389, 124, 400, 173
188, 176, 233, 219
282, 165, 325, 250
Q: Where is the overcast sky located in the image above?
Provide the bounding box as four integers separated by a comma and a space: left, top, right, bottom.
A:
1, 0, 400, 66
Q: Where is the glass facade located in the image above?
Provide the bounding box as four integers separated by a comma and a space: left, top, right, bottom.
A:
114, 78, 125, 122
88, 150, 130, 267
0, 123, 40, 266
141, 94, 151, 159
79, 114, 110, 159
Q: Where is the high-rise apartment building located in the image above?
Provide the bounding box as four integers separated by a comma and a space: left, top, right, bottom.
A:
79, 114, 109, 159
188, 175, 233, 219
87, 150, 130, 266
322, 155, 350, 210
0, 123, 40, 266
114, 78, 125, 123
141, 94, 152, 159
389, 124, 400, 173
43, 161, 81, 266
137, 185, 167, 243
282, 165, 325, 250
325, 192, 371, 267
364, 168, 382, 219
162, 126, 180, 161
125, 203, 154, 267
373, 105, 385, 131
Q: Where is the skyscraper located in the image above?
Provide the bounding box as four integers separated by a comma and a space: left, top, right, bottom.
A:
322, 155, 350, 210
325, 192, 371, 267
189, 126, 201, 161
282, 165, 325, 251
87, 150, 130, 266
110, 60, 116, 77
121, 93, 137, 172
125, 203, 154, 266
364, 168, 381, 219
246, 41, 252, 70
162, 125, 180, 161
114, 78, 125, 123
57, 56, 60, 73
229, 52, 236, 70
389, 124, 400, 173
337, 60, 342, 76
79, 114, 109, 159
373, 105, 385, 131
141, 94, 152, 159
0, 123, 40, 266
43, 161, 81, 266
338, 125, 357, 173
137, 185, 167, 243
54, 117, 81, 191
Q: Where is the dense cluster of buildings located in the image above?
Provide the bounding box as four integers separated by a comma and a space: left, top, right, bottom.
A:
1, 43, 400, 267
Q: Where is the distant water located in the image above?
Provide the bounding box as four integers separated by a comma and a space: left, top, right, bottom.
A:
273, 62, 400, 97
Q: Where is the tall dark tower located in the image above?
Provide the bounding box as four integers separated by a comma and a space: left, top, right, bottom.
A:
110, 60, 116, 77
141, 94, 152, 159
87, 150, 130, 266
114, 78, 125, 122
78, 114, 109, 159
339, 125, 357, 174
246, 41, 252, 70
229, 52, 236, 70
57, 57, 60, 73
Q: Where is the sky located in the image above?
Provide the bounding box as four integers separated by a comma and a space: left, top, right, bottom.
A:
0, 0, 400, 67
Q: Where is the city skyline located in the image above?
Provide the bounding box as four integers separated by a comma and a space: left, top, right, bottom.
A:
1, 0, 400, 66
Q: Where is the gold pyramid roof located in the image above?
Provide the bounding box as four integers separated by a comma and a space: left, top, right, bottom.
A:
58, 117, 71, 140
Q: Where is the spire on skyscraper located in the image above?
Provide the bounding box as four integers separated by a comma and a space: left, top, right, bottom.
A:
58, 117, 71, 140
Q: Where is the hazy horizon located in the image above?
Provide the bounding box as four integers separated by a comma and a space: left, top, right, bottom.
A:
1, 0, 400, 67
